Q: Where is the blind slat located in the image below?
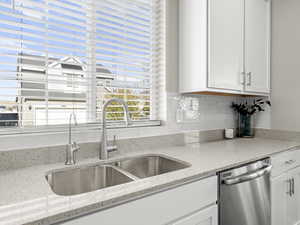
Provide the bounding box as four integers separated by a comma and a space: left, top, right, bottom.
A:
0, 0, 165, 128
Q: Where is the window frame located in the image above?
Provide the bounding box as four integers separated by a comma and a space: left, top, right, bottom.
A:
0, 0, 166, 132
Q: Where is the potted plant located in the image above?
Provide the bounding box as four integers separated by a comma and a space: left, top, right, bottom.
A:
232, 99, 271, 137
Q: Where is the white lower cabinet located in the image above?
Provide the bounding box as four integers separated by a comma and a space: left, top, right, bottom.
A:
271, 172, 288, 225
271, 151, 300, 225
60, 176, 218, 225
287, 167, 300, 225
172, 205, 218, 225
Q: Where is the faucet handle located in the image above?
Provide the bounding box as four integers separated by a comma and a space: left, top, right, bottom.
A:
72, 141, 80, 151
107, 135, 118, 153
65, 142, 80, 165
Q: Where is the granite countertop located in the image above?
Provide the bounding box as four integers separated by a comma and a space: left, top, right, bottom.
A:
0, 138, 299, 225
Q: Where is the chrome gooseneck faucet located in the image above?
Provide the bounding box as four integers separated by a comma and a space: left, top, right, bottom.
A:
101, 98, 131, 160
65, 112, 80, 165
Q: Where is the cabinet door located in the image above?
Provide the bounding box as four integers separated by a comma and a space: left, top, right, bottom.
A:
244, 0, 270, 93
172, 205, 218, 225
271, 173, 288, 225
287, 167, 300, 225
60, 177, 217, 225
208, 0, 244, 91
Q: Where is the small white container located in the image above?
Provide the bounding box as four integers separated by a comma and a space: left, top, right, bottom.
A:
225, 129, 234, 139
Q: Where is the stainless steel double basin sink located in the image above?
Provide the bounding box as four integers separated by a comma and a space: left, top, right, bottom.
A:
46, 155, 190, 196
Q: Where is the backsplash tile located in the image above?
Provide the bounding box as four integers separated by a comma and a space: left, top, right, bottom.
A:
255, 128, 300, 142
0, 93, 239, 152
167, 93, 240, 130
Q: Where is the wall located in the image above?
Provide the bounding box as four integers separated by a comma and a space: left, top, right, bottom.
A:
271, 0, 300, 131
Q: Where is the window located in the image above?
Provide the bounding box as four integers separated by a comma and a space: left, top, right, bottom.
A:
0, 0, 165, 128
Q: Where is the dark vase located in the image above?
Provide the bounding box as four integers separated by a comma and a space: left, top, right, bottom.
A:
238, 114, 254, 137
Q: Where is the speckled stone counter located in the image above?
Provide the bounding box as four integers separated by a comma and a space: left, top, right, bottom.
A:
0, 138, 299, 225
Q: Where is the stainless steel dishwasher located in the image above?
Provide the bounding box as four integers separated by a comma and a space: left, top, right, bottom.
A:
219, 158, 272, 225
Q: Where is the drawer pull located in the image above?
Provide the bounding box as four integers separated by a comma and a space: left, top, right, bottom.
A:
287, 179, 293, 196
285, 160, 296, 165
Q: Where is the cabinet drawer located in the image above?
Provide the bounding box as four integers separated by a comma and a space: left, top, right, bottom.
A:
172, 205, 218, 225
271, 150, 300, 177
61, 176, 218, 225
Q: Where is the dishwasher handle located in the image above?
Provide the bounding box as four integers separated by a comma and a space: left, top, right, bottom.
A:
222, 165, 272, 185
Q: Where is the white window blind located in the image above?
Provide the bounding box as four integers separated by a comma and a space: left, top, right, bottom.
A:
0, 0, 165, 128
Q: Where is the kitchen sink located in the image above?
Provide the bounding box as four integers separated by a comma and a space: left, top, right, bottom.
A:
46, 165, 134, 196
46, 155, 190, 196
111, 155, 191, 178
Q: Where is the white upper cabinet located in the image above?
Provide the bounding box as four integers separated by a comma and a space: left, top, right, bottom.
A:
179, 0, 271, 96
179, 0, 208, 93
208, 0, 244, 91
244, 0, 271, 94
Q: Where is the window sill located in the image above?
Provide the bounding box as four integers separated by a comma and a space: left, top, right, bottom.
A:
0, 120, 161, 136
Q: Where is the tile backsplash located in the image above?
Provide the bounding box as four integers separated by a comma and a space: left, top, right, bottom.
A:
167, 93, 240, 131
0, 92, 270, 151
0, 93, 240, 151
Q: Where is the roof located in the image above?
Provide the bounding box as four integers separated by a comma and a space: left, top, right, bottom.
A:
17, 53, 114, 79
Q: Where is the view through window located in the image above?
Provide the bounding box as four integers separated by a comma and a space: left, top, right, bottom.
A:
0, 0, 165, 128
